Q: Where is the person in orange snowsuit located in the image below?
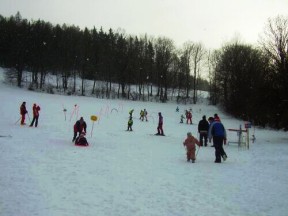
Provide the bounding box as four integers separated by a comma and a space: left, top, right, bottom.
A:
30, 103, 41, 127
20, 102, 28, 125
183, 132, 200, 163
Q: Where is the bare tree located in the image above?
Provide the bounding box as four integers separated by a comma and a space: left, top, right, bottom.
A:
191, 43, 206, 104
181, 42, 206, 103
155, 37, 175, 102
259, 15, 288, 129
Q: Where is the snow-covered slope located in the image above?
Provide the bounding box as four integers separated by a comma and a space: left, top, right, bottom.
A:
0, 69, 287, 216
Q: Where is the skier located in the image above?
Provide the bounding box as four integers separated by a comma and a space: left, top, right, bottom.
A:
198, 115, 209, 146
129, 109, 134, 117
176, 106, 179, 112
180, 114, 185, 123
144, 109, 148, 121
208, 117, 228, 163
140, 110, 145, 121
156, 112, 164, 135
183, 132, 200, 163
127, 116, 133, 131
20, 101, 28, 125
186, 111, 192, 124
75, 132, 89, 146
29, 103, 41, 127
72, 117, 87, 142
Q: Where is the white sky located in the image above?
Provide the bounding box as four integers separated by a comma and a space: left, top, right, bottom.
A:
0, 0, 287, 49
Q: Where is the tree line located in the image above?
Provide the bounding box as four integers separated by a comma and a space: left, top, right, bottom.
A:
209, 16, 288, 130
0, 12, 208, 103
0, 12, 287, 130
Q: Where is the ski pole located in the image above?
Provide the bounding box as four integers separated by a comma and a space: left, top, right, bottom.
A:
27, 112, 31, 123
196, 145, 201, 157
14, 116, 21, 125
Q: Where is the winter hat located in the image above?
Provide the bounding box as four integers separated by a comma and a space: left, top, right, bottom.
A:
202, 115, 206, 120
187, 132, 192, 136
214, 114, 220, 121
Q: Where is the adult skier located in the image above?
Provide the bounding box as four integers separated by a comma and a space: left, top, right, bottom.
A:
198, 115, 209, 146
208, 117, 228, 163
156, 112, 164, 136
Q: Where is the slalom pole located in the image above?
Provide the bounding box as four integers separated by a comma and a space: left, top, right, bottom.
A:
69, 104, 77, 122
91, 121, 95, 137
63, 108, 67, 121
90, 115, 98, 137
76, 106, 80, 120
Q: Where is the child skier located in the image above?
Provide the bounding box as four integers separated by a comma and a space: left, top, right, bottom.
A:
75, 132, 89, 146
186, 111, 192, 124
140, 110, 145, 121
183, 132, 200, 163
180, 114, 185, 123
127, 116, 133, 131
129, 109, 134, 117
20, 101, 28, 125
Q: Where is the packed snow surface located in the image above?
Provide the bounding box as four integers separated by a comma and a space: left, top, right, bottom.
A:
0, 70, 288, 216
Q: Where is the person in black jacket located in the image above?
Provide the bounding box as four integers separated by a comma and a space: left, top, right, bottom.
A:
198, 115, 210, 146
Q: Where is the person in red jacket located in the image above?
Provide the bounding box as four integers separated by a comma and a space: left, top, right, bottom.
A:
186, 111, 192, 124
72, 117, 87, 142
156, 112, 164, 135
183, 132, 200, 163
20, 102, 28, 125
30, 103, 41, 127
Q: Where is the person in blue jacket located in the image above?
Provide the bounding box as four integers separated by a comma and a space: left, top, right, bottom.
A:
208, 117, 228, 163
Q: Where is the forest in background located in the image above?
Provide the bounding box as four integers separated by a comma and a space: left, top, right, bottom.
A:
0, 12, 287, 130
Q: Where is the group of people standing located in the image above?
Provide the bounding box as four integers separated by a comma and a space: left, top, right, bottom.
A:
19, 102, 41, 127
127, 109, 164, 135
19, 101, 227, 162
183, 113, 228, 163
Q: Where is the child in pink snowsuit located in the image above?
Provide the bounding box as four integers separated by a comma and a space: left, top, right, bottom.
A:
183, 132, 200, 163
